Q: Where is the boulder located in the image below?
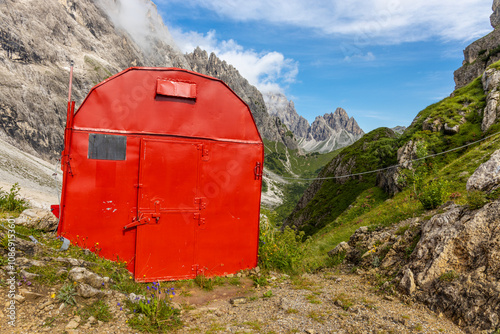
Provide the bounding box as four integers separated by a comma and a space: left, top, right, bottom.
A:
466, 149, 500, 192
399, 268, 416, 296
68, 267, 108, 289
327, 241, 350, 258
16, 209, 58, 232
76, 283, 105, 298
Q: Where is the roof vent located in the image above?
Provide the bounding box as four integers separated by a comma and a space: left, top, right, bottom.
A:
156, 79, 196, 100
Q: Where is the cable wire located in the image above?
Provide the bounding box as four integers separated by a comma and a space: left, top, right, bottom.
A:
267, 131, 500, 182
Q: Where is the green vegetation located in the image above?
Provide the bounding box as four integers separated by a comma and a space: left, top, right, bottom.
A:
57, 283, 77, 306
287, 128, 398, 236
0, 183, 28, 213
258, 64, 500, 276
259, 209, 310, 274
439, 270, 459, 282
466, 190, 488, 210
126, 282, 182, 333
78, 300, 113, 322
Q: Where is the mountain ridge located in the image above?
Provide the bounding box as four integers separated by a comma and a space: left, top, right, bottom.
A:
265, 92, 364, 153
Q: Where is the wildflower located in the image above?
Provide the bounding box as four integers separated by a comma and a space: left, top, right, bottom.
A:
147, 286, 150, 290
117, 302, 121, 306
50, 293, 55, 299
73, 281, 77, 285
129, 276, 132, 279
120, 307, 122, 311
27, 282, 31, 286
96, 242, 99, 245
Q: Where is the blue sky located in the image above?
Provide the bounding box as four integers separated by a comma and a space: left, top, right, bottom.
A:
153, 0, 493, 132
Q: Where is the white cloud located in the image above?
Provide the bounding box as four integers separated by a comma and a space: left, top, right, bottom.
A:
170, 28, 299, 93
166, 0, 492, 44
97, 0, 177, 51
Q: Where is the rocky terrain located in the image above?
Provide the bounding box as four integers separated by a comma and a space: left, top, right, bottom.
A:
0, 0, 293, 161
0, 228, 463, 334
265, 92, 364, 153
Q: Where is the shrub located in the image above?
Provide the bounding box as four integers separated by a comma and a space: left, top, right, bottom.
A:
439, 270, 459, 282
0, 183, 28, 212
259, 213, 309, 273
417, 179, 449, 210
466, 190, 487, 210
126, 282, 182, 333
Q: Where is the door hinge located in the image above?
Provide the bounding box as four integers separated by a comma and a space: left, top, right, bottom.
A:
193, 213, 206, 227
254, 162, 263, 180
197, 144, 210, 161
194, 197, 207, 210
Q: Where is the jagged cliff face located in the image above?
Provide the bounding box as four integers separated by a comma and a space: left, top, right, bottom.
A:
454, 1, 499, 89
265, 93, 364, 153
0, 0, 187, 159
0, 0, 294, 160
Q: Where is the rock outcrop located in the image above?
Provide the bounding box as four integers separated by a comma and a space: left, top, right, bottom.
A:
481, 68, 500, 131
466, 149, 500, 192
336, 154, 500, 333
492, 0, 500, 28
454, 2, 499, 89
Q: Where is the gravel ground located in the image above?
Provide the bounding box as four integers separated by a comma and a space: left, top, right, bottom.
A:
0, 269, 464, 334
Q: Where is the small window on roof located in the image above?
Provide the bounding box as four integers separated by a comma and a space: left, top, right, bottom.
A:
88, 134, 126, 161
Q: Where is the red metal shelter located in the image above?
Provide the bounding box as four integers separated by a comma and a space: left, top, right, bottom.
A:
57, 67, 264, 282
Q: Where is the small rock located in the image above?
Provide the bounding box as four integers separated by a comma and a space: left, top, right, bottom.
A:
399, 268, 416, 296
76, 283, 105, 298
327, 241, 351, 258
383, 295, 395, 301
19, 289, 43, 301
65, 316, 81, 330
305, 329, 316, 334
230, 297, 247, 306
14, 295, 25, 303
128, 293, 146, 303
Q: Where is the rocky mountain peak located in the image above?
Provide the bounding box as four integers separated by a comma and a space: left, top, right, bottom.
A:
265, 92, 364, 153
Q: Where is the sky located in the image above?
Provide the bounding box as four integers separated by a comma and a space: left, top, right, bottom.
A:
152, 0, 494, 132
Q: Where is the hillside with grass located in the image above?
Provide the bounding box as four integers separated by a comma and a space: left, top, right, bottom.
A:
258, 59, 500, 333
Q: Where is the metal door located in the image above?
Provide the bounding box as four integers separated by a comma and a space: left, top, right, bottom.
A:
132, 139, 201, 281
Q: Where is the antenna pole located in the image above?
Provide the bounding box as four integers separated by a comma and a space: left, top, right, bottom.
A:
67, 60, 74, 104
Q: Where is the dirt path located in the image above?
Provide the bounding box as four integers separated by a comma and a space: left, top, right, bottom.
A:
0, 269, 463, 334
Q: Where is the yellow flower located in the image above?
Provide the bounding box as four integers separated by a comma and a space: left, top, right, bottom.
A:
50, 293, 55, 299
96, 242, 99, 246
74, 281, 77, 285
129, 276, 132, 279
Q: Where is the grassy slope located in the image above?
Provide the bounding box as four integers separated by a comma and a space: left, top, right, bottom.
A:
286, 128, 398, 236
